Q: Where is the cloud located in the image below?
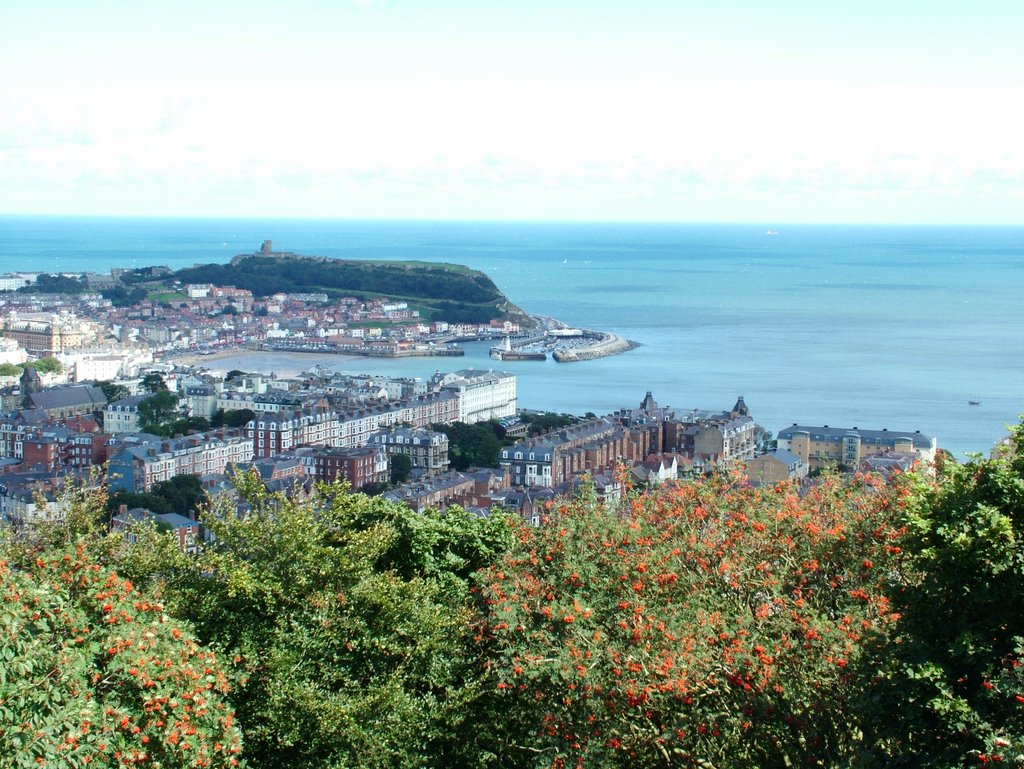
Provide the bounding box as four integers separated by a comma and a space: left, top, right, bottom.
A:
2, 71, 1022, 221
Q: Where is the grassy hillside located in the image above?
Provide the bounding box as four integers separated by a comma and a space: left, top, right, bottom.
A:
175, 254, 525, 324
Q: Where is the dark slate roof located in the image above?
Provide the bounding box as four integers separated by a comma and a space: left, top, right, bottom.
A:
778, 425, 936, 449
30, 385, 107, 411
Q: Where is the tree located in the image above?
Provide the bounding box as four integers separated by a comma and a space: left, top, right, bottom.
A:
138, 389, 180, 434
0, 362, 23, 376
19, 273, 86, 294
150, 474, 206, 517
101, 285, 148, 307
166, 416, 212, 437
754, 425, 777, 454
141, 372, 168, 393
107, 489, 174, 517
433, 422, 502, 470
114, 473, 513, 769
0, 541, 242, 768
107, 476, 207, 520
479, 471, 909, 768
521, 412, 579, 437
858, 424, 1024, 766
97, 379, 130, 403
31, 356, 63, 374
222, 408, 256, 428
390, 453, 413, 484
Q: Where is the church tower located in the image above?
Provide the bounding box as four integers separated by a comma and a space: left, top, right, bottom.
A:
20, 366, 42, 409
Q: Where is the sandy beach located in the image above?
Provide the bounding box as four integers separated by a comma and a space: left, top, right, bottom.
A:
170, 348, 362, 377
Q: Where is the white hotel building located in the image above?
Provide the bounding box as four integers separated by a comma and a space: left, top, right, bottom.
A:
433, 369, 517, 424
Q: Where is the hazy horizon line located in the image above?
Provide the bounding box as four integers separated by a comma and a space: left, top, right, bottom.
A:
3, 212, 1023, 228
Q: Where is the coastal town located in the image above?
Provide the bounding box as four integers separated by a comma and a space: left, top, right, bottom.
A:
0, 259, 941, 544
6, 5, 1021, 765
0, 240, 637, 363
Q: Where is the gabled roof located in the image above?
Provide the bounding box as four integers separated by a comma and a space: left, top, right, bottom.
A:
155, 512, 198, 529
757, 449, 802, 466
30, 385, 106, 411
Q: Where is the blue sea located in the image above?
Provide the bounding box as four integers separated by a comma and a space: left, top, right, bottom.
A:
2, 215, 1022, 458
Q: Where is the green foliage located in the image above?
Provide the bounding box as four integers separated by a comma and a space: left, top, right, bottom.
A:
858, 424, 1024, 766
153, 474, 206, 517
210, 407, 255, 430
138, 389, 180, 435
165, 416, 212, 437
222, 408, 256, 428
141, 372, 168, 393
0, 355, 67, 378
97, 380, 130, 403
479, 472, 909, 768
102, 285, 149, 307
754, 425, 777, 454
107, 476, 206, 519
116, 474, 512, 769
31, 356, 63, 374
210, 408, 225, 428
390, 453, 413, 484
432, 421, 502, 470
521, 411, 579, 437
19, 273, 87, 294
107, 490, 175, 517
12, 427, 1024, 768
174, 256, 512, 324
0, 539, 242, 768
148, 291, 187, 303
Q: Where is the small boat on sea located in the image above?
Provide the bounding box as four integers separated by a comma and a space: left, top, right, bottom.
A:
968, 399, 981, 406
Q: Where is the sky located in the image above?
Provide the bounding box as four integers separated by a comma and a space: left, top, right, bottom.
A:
2, 0, 1023, 223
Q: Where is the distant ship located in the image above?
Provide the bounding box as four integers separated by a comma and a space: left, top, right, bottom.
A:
764, 230, 780, 236
969, 399, 981, 406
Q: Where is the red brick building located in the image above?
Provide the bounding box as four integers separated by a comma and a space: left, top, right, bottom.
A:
312, 445, 387, 490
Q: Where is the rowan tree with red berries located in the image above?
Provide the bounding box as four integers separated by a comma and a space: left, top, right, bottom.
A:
477, 470, 909, 768
0, 542, 242, 768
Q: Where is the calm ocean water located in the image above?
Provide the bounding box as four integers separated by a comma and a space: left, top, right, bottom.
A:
1, 215, 1022, 458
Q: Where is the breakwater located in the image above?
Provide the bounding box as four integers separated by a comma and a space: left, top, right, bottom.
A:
551, 330, 640, 362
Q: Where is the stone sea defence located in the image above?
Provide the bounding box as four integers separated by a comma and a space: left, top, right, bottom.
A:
551, 329, 640, 362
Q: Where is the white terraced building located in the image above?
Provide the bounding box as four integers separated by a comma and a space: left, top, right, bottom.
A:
433, 369, 517, 424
